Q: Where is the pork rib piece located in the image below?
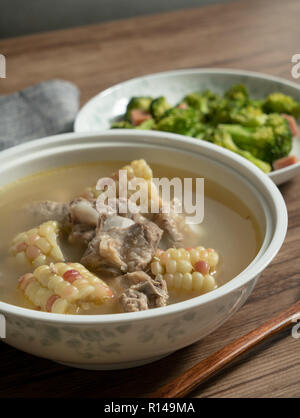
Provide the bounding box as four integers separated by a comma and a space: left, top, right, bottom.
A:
67, 198, 99, 245
27, 198, 100, 245
81, 215, 163, 275
153, 199, 185, 247
119, 271, 168, 312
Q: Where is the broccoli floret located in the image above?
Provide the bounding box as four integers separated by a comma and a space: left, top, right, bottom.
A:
230, 105, 267, 127
182, 93, 209, 116
111, 120, 134, 129
208, 85, 266, 126
263, 93, 300, 117
202, 90, 220, 101
111, 117, 155, 130
248, 98, 264, 109
155, 107, 199, 135
219, 124, 275, 162
135, 118, 156, 130
125, 96, 152, 120
265, 113, 293, 156
219, 113, 292, 163
150, 97, 171, 120
210, 130, 271, 173
225, 84, 249, 103
115, 87, 295, 172
192, 123, 212, 139
208, 97, 235, 124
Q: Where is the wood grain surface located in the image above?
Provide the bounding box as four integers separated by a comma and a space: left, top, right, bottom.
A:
0, 0, 299, 398
151, 301, 300, 397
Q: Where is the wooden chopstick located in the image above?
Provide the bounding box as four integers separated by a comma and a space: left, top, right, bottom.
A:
150, 300, 300, 398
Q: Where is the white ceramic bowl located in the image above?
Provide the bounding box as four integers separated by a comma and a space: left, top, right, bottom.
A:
75, 68, 300, 185
0, 131, 287, 370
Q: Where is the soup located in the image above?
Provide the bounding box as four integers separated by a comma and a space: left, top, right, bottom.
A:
0, 160, 261, 315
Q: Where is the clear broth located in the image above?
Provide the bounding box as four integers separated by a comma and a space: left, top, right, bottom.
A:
0, 161, 261, 314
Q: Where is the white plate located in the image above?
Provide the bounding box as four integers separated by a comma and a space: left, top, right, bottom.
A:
75, 68, 300, 185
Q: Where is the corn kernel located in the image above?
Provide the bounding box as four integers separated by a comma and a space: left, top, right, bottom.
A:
174, 272, 183, 289
208, 251, 219, 267
35, 237, 51, 254
166, 259, 177, 274
50, 246, 64, 261
151, 261, 164, 276
182, 273, 193, 291
27, 233, 39, 245
47, 232, 58, 247
192, 272, 204, 291
181, 250, 191, 261
32, 254, 47, 268
26, 245, 41, 261
15, 251, 31, 268
198, 249, 208, 261
168, 248, 180, 259
164, 273, 174, 288
39, 223, 52, 237
27, 228, 38, 237
190, 249, 201, 264
34, 265, 51, 281
202, 274, 216, 293
76, 285, 95, 299
55, 262, 70, 276
160, 251, 171, 264
176, 260, 193, 274
52, 298, 69, 314
194, 260, 210, 275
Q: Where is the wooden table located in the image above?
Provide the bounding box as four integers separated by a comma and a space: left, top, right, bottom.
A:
0, 0, 299, 398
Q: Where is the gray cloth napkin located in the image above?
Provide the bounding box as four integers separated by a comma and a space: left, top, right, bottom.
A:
0, 79, 80, 150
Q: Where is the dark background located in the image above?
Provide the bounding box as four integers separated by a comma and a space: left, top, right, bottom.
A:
0, 0, 231, 38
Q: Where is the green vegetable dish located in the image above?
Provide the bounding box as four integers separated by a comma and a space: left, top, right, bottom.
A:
111, 85, 300, 172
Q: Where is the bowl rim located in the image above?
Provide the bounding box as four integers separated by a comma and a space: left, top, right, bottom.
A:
0, 130, 288, 324
74, 67, 300, 180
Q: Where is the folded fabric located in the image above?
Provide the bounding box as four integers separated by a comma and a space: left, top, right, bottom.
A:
0, 79, 80, 150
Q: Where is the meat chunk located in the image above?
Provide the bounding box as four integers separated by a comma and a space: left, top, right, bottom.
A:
79, 215, 135, 275
121, 222, 163, 271
68, 224, 96, 245
27, 200, 69, 224
120, 288, 148, 312
81, 216, 163, 275
119, 271, 168, 312
154, 211, 183, 247
27, 198, 101, 246
153, 199, 185, 248
67, 198, 100, 245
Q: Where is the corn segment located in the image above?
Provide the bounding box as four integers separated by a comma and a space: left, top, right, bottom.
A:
121, 159, 153, 181
83, 159, 159, 209
9, 221, 64, 270
151, 247, 219, 294
18, 262, 114, 313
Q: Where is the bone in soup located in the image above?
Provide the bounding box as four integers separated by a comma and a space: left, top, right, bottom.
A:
0, 159, 261, 314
